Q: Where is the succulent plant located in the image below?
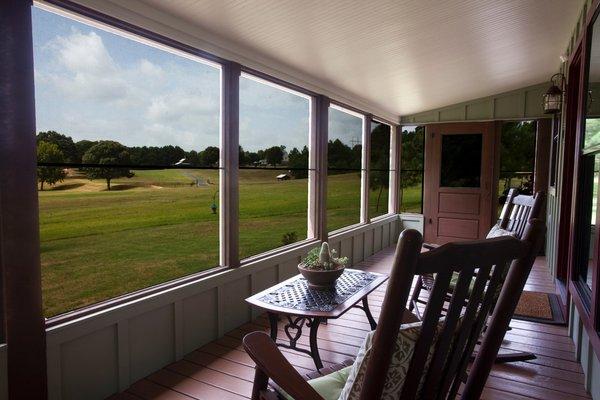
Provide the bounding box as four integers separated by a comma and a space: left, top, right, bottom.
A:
302, 242, 349, 271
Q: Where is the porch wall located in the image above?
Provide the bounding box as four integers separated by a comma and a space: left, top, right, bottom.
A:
44, 215, 417, 400
570, 302, 600, 398
400, 82, 551, 124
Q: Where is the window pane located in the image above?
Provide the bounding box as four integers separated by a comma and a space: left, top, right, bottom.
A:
498, 121, 536, 216
400, 126, 424, 213
239, 75, 310, 259
328, 107, 363, 232
574, 154, 599, 293
369, 122, 391, 218
440, 134, 482, 187
585, 17, 600, 151
33, 7, 221, 316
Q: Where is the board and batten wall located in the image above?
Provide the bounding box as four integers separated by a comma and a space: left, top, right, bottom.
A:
37, 214, 422, 400
400, 83, 552, 124
570, 302, 600, 398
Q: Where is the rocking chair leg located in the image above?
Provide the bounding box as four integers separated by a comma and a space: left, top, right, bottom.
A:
251, 367, 270, 400
409, 276, 423, 314
494, 352, 536, 363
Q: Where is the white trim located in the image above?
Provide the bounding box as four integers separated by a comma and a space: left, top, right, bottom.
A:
219, 62, 240, 268
34, 1, 222, 70
389, 124, 401, 214
240, 71, 312, 101
361, 115, 371, 223
329, 102, 365, 119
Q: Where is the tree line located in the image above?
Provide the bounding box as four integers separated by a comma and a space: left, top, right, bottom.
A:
36, 128, 425, 194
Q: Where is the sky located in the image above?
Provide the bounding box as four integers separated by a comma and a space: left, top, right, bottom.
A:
32, 6, 363, 153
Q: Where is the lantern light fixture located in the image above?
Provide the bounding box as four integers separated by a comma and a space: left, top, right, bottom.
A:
543, 73, 566, 114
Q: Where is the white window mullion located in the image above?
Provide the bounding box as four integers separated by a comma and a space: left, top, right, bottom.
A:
308, 95, 329, 242
389, 124, 401, 214
361, 115, 372, 223
220, 61, 240, 268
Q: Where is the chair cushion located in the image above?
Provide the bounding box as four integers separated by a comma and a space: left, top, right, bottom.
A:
281, 366, 352, 400
448, 271, 475, 293
486, 224, 517, 239
338, 320, 441, 400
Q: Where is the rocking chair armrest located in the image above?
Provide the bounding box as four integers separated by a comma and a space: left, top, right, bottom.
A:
422, 242, 440, 250
243, 332, 324, 400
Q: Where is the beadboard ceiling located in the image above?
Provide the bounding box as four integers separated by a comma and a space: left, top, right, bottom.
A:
94, 0, 582, 119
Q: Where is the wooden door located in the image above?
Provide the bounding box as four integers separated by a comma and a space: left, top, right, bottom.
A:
424, 122, 496, 244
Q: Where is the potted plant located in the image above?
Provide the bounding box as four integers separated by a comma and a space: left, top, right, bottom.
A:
298, 242, 349, 289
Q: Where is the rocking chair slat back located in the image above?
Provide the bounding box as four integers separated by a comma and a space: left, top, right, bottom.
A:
358, 219, 544, 400
500, 190, 545, 239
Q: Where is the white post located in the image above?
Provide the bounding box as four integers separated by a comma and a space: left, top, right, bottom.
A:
389, 124, 401, 214
220, 61, 240, 267
361, 115, 372, 223
308, 95, 329, 242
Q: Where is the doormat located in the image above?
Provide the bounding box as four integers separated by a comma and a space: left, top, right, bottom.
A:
513, 291, 566, 325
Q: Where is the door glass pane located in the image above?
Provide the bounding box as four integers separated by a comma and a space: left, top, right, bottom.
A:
440, 134, 482, 187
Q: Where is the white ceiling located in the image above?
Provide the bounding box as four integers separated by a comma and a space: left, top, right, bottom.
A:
97, 0, 582, 119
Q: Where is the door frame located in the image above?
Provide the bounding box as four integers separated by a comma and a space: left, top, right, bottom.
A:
423, 122, 497, 243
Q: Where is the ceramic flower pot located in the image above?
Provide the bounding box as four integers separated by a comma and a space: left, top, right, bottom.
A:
297, 263, 345, 289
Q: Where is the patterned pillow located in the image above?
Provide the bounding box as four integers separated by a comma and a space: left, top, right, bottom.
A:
338, 320, 443, 400
486, 224, 517, 239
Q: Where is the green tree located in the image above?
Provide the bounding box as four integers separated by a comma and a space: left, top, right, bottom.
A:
328, 139, 361, 171
264, 145, 285, 166
75, 140, 97, 162
199, 146, 220, 167
401, 127, 424, 188
37, 141, 67, 190
37, 131, 78, 163
288, 146, 309, 178
82, 141, 134, 190
369, 124, 391, 212
500, 121, 536, 194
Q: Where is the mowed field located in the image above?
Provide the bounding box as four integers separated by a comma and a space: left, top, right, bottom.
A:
39, 169, 422, 316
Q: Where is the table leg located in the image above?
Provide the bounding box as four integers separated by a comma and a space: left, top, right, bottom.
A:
267, 312, 279, 341
308, 317, 324, 370
362, 297, 377, 330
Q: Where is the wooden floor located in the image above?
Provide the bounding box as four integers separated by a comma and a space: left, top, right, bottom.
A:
110, 248, 591, 400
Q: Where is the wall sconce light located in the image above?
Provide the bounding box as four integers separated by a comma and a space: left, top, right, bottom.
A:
543, 73, 566, 114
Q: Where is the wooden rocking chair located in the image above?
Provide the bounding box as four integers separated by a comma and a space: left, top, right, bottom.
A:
408, 190, 545, 366
243, 219, 545, 400
409, 189, 545, 317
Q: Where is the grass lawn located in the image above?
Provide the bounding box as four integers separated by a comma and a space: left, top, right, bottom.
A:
39, 169, 422, 316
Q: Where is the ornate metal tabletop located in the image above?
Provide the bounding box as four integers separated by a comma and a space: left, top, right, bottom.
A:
246, 269, 387, 370
258, 270, 378, 312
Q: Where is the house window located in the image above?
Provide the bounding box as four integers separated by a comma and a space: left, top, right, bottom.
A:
33, 6, 221, 317
238, 74, 311, 259
327, 106, 364, 232
400, 126, 424, 213
572, 11, 600, 307
369, 122, 392, 219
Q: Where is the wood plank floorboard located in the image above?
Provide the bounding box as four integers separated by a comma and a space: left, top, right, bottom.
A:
120, 247, 590, 400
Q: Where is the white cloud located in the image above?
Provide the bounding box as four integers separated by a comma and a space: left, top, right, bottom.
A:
34, 21, 319, 153
35, 28, 221, 150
